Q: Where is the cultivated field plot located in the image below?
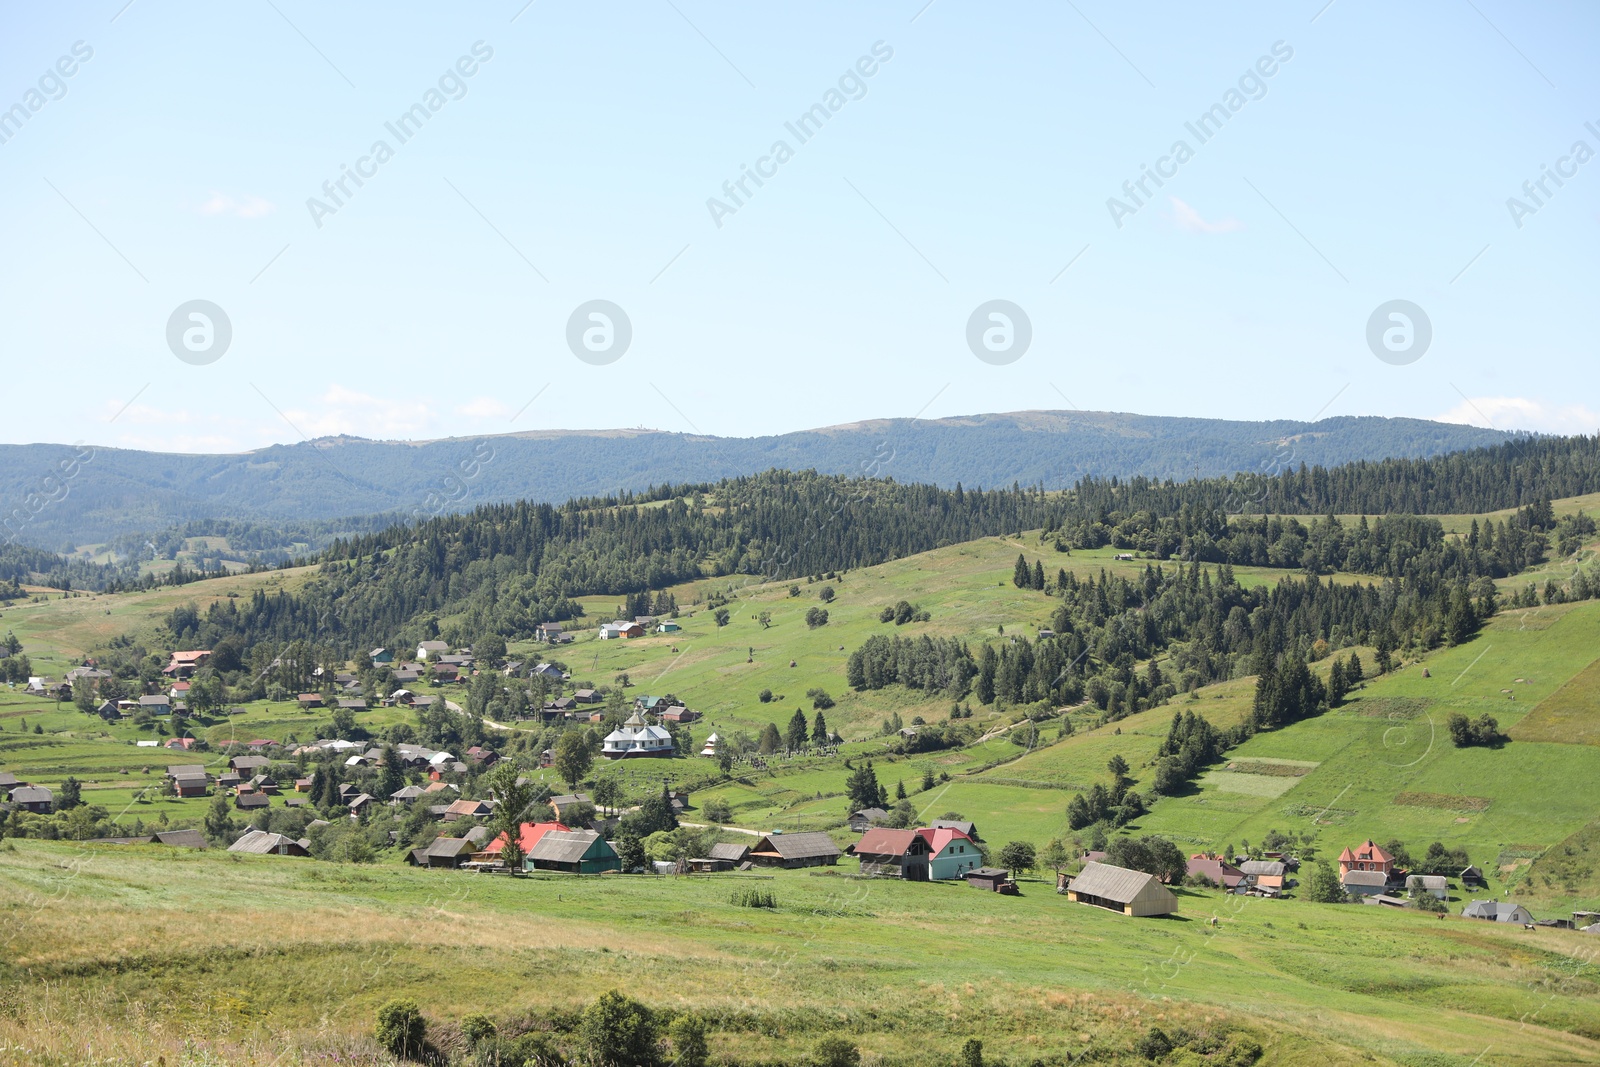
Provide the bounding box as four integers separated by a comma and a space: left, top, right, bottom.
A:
1510, 654, 1600, 746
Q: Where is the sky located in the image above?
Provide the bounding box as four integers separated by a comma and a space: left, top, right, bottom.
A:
0, 0, 1596, 454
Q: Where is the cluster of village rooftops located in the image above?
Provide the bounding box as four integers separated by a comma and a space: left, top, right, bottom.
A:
12, 649, 1590, 929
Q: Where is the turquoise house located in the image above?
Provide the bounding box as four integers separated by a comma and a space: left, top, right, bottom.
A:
917, 826, 982, 880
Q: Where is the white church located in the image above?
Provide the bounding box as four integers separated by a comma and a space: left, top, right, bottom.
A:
601, 710, 675, 759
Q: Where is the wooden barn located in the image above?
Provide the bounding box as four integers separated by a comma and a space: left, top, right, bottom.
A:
749, 831, 841, 869
1065, 862, 1179, 917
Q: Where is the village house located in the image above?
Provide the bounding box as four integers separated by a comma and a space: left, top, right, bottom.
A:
162, 650, 211, 678
1187, 855, 1246, 890
534, 622, 570, 644
548, 793, 592, 821
479, 820, 571, 863
1462, 900, 1535, 923
416, 640, 450, 661
1338, 840, 1395, 878
849, 807, 889, 832
139, 695, 171, 715
408, 837, 477, 868
1341, 870, 1389, 898
849, 827, 932, 880
657, 620, 682, 633
601, 711, 674, 759
9, 785, 54, 814
1406, 874, 1449, 900
749, 831, 841, 869
89, 829, 209, 849
1066, 862, 1180, 917
572, 688, 602, 704
917, 825, 983, 880
599, 621, 644, 640
1239, 859, 1288, 894
230, 755, 271, 774
442, 798, 493, 822
234, 792, 270, 811
929, 818, 981, 841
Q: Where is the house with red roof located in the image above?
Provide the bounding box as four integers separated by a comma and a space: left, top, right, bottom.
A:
1337, 840, 1395, 878
848, 827, 931, 880
916, 826, 982, 880
1187, 854, 1245, 890
163, 650, 211, 678
479, 821, 571, 861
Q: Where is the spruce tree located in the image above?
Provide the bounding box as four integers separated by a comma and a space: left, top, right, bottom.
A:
1012, 554, 1031, 588
785, 708, 809, 750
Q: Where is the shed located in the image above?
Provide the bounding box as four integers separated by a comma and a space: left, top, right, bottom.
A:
692, 842, 751, 871
1066, 862, 1179, 917
525, 830, 620, 874
966, 867, 1012, 891
749, 831, 841, 868
227, 830, 310, 857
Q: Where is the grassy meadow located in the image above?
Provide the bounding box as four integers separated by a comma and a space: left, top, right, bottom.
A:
1, 838, 1598, 1066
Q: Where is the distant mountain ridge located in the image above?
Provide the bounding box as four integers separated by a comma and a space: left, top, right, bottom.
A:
0, 410, 1511, 549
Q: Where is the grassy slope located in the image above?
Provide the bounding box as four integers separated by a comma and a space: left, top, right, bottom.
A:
1, 839, 1597, 1067
1136, 601, 1600, 912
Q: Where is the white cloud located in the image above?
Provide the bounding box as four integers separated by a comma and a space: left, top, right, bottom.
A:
198, 192, 275, 219
1435, 395, 1600, 434
1167, 196, 1242, 234
280, 385, 438, 441
454, 396, 516, 422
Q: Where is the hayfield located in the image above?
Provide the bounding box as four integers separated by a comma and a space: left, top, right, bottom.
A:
0, 840, 1597, 1066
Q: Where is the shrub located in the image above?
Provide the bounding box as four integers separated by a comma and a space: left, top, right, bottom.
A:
668, 1013, 710, 1067
701, 797, 732, 824
1221, 1036, 1264, 1066
460, 1012, 497, 1045
812, 1035, 861, 1067
959, 1037, 984, 1067
579, 990, 659, 1067
731, 888, 777, 909
805, 607, 830, 629
1136, 1026, 1173, 1060
758, 688, 773, 703
375, 999, 426, 1059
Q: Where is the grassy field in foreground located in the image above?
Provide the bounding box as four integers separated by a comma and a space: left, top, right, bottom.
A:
0, 839, 1597, 1067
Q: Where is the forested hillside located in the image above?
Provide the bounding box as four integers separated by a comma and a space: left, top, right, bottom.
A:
155, 436, 1600, 694
0, 411, 1509, 548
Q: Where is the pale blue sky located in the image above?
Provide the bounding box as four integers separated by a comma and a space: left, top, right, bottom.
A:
1, 0, 1596, 452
